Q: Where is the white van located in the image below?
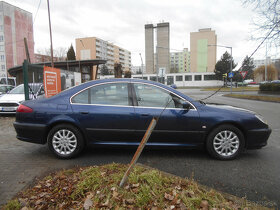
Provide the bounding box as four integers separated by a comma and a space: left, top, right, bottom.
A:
0, 77, 16, 86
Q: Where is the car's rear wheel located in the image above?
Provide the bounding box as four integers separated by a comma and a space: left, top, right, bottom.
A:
47, 124, 84, 159
206, 124, 244, 160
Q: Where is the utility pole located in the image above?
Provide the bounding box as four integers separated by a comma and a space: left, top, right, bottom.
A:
47, 0, 54, 68
265, 41, 267, 81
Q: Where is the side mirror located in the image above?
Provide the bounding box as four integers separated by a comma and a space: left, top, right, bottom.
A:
182, 102, 191, 110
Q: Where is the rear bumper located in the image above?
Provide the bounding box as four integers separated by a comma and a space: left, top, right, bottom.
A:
246, 127, 272, 149
13, 122, 47, 144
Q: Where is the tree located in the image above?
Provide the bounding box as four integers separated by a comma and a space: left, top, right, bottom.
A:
114, 63, 123, 78
243, 0, 280, 47
124, 70, 132, 78
214, 51, 237, 80
136, 69, 142, 74
235, 55, 255, 81
67, 44, 76, 60
100, 64, 110, 75
254, 64, 278, 81
54, 47, 67, 61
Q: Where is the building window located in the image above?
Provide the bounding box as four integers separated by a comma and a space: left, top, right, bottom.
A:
195, 75, 202, 81
0, 45, 3, 51
185, 75, 192, 81
176, 75, 183, 81
1, 65, 5, 70
0, 35, 3, 42
204, 74, 216, 81
0, 55, 4, 61
0, 25, 3, 32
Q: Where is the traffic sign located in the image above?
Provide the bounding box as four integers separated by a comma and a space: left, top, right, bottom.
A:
228, 72, 234, 78
240, 71, 248, 79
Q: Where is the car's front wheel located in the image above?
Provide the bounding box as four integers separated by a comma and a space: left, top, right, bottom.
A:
206, 124, 245, 160
47, 124, 84, 159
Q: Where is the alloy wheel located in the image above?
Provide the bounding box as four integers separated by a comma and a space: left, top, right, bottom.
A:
213, 130, 240, 157
52, 129, 77, 155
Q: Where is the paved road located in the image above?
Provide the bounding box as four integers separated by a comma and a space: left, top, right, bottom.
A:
0, 89, 279, 208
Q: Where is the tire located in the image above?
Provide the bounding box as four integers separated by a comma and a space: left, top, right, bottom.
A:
47, 124, 84, 159
206, 124, 245, 160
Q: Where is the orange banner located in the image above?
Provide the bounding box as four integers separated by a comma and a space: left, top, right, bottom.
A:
43, 66, 61, 98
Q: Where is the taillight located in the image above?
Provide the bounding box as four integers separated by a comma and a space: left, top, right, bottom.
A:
17, 104, 33, 113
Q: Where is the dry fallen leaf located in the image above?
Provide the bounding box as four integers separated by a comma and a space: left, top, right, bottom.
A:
164, 192, 174, 201
132, 183, 140, 188
125, 198, 135, 204
200, 200, 209, 210
113, 191, 118, 198
100, 199, 109, 207
179, 202, 187, 210
83, 197, 93, 210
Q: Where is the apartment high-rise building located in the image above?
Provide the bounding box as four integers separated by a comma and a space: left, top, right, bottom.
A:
145, 24, 154, 74
170, 48, 190, 73
190, 28, 216, 73
157, 22, 170, 74
145, 22, 170, 74
0, 1, 34, 77
75, 37, 131, 74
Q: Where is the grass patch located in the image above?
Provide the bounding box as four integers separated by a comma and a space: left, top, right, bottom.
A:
2, 163, 272, 209
202, 86, 259, 92
224, 94, 280, 103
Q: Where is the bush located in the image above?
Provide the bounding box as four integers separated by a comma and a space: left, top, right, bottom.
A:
260, 83, 280, 92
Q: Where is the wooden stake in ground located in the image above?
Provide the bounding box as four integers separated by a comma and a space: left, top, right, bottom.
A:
119, 117, 157, 187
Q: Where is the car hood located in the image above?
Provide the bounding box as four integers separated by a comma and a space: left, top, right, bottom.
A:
0, 94, 25, 103
205, 103, 255, 114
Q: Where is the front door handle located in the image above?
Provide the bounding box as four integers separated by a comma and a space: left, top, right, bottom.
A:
79, 111, 89, 114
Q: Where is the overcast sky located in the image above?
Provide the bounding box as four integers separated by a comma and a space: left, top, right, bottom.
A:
7, 0, 279, 68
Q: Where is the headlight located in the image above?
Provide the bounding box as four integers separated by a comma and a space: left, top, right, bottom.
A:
255, 114, 267, 124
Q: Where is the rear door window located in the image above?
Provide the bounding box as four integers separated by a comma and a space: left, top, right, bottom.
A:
72, 83, 130, 106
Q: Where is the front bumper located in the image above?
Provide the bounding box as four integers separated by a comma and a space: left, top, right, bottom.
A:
13, 122, 48, 144
246, 127, 272, 149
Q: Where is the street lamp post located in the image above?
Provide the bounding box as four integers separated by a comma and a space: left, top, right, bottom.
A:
208, 44, 233, 94
139, 53, 144, 79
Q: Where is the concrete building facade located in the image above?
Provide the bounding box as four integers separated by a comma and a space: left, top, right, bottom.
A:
131, 65, 146, 74
145, 22, 170, 74
156, 22, 170, 74
75, 37, 131, 74
170, 48, 190, 73
253, 57, 280, 69
190, 28, 216, 73
0, 1, 34, 77
144, 24, 154, 74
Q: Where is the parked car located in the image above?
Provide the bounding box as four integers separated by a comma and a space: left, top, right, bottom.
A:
0, 83, 44, 114
13, 79, 271, 160
0, 84, 14, 95
271, 80, 280, 84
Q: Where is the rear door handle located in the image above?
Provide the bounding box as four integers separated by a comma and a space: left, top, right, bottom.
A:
141, 113, 150, 117
79, 111, 89, 114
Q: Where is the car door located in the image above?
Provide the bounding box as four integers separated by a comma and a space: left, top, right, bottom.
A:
71, 82, 137, 143
132, 82, 202, 145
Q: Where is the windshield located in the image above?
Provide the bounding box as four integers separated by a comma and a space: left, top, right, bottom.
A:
9, 84, 41, 94
0, 86, 7, 92
9, 84, 24, 94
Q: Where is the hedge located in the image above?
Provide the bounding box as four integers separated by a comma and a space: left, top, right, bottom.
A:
259, 83, 280, 91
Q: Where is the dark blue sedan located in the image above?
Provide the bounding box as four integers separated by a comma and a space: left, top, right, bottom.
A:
13, 79, 271, 160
